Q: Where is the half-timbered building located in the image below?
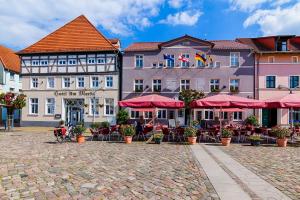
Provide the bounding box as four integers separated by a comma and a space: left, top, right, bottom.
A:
18, 15, 121, 126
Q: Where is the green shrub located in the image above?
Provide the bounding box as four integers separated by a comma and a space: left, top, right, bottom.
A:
184, 126, 197, 137
116, 109, 129, 125
121, 125, 135, 136
90, 122, 101, 130
73, 125, 86, 136
100, 121, 110, 128
221, 129, 233, 138
244, 115, 259, 126
271, 126, 291, 139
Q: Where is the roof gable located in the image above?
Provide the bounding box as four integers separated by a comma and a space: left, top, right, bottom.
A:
159, 35, 214, 48
0, 45, 20, 73
19, 15, 117, 54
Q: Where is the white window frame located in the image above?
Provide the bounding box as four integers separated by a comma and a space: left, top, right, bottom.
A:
58, 60, 66, 65
90, 98, 100, 116
181, 53, 190, 68
134, 79, 143, 92
68, 59, 77, 65
32, 60, 39, 66
91, 76, 99, 88
230, 52, 240, 67
47, 77, 55, 89
210, 79, 220, 92
31, 77, 38, 89
144, 111, 153, 119
204, 110, 214, 120
233, 112, 243, 121
40, 60, 48, 66
63, 77, 71, 88
29, 98, 38, 115
152, 79, 162, 92
180, 79, 190, 91
97, 58, 106, 64
45, 98, 55, 115
229, 79, 239, 91
166, 54, 175, 68
289, 75, 299, 89
130, 110, 140, 119
135, 54, 144, 68
104, 98, 114, 116
157, 109, 167, 119
87, 58, 96, 64
77, 76, 85, 88
105, 76, 113, 88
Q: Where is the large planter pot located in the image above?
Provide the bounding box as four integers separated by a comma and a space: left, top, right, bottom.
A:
221, 138, 231, 146
250, 140, 261, 146
188, 137, 197, 145
124, 136, 133, 144
277, 138, 288, 147
76, 135, 85, 143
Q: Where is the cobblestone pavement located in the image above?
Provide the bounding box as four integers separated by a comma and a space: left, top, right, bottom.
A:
0, 131, 219, 200
221, 144, 300, 200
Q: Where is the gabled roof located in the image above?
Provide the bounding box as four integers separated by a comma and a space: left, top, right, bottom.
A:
19, 15, 117, 54
125, 36, 251, 52
159, 34, 214, 48
0, 45, 20, 73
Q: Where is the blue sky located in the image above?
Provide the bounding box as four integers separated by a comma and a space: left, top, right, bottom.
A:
1, 0, 300, 50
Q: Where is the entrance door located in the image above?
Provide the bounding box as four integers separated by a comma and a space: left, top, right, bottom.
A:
65, 99, 84, 126
70, 107, 82, 126
262, 109, 277, 127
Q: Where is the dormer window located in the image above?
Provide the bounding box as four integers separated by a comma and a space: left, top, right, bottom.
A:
277, 40, 288, 51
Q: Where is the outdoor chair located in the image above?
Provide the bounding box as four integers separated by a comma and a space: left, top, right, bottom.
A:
162, 127, 172, 142
90, 128, 100, 141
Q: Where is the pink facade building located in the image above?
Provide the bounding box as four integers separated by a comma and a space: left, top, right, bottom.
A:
239, 36, 300, 127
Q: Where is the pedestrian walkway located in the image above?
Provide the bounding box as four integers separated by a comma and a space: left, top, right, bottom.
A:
191, 144, 291, 200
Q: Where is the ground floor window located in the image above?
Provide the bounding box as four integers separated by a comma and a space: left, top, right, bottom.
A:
204, 110, 214, 120
30, 98, 38, 114
178, 109, 184, 118
144, 111, 153, 119
290, 109, 300, 124
105, 98, 114, 115
46, 98, 55, 115
157, 109, 167, 119
220, 112, 228, 120
131, 111, 139, 119
233, 112, 242, 121
90, 98, 99, 115
196, 111, 202, 121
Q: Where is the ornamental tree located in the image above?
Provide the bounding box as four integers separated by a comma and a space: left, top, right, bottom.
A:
179, 89, 205, 125
0, 92, 26, 130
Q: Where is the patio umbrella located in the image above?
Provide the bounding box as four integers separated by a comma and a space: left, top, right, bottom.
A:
190, 94, 265, 130
190, 94, 265, 108
119, 94, 184, 108
265, 93, 300, 128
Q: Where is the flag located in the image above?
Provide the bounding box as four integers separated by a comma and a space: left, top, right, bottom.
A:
178, 55, 189, 62
163, 54, 174, 61
195, 53, 206, 63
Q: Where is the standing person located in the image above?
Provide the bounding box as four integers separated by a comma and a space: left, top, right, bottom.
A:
135, 115, 145, 135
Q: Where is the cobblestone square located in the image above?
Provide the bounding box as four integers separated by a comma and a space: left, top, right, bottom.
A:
0, 131, 218, 200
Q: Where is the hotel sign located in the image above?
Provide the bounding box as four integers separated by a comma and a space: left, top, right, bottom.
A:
54, 90, 95, 96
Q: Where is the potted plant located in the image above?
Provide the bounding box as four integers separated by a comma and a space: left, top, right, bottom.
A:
184, 126, 198, 145
73, 124, 86, 143
244, 115, 259, 131
153, 132, 164, 144
121, 125, 135, 144
221, 128, 233, 146
271, 126, 291, 147
249, 135, 263, 146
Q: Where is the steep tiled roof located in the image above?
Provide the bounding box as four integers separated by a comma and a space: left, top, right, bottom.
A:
125, 40, 251, 52
0, 45, 20, 73
19, 15, 117, 54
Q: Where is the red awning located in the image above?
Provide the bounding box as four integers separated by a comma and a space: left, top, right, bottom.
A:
215, 108, 244, 112
119, 94, 184, 109
190, 94, 265, 108
131, 108, 155, 112
265, 93, 300, 108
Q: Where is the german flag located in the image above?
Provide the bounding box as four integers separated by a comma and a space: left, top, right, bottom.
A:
195, 53, 206, 63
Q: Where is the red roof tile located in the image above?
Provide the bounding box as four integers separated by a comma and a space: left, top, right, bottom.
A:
19, 15, 117, 54
0, 45, 20, 73
125, 39, 251, 52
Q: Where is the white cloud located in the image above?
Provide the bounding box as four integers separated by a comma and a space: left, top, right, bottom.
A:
0, 0, 164, 49
168, 0, 185, 8
229, 0, 292, 12
159, 11, 202, 26
244, 2, 300, 35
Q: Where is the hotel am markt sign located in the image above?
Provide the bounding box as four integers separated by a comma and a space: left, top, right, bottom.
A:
54, 90, 95, 96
